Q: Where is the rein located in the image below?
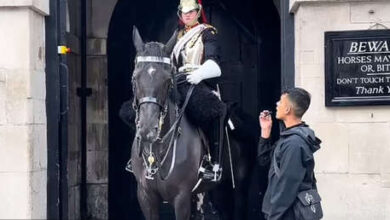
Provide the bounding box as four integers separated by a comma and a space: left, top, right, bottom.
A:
159, 84, 194, 180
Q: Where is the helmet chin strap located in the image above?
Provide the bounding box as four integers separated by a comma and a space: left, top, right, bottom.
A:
185, 20, 200, 28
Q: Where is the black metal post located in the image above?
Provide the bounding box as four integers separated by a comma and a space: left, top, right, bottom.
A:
46, 0, 69, 218
280, 0, 295, 89
79, 0, 89, 218
46, 0, 61, 218
58, 0, 69, 219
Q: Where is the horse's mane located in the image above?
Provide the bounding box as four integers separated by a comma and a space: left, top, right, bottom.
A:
138, 42, 166, 56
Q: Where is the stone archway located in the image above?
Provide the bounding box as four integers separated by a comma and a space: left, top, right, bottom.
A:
106, 0, 281, 219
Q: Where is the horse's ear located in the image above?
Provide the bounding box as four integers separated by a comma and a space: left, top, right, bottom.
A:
133, 26, 144, 53
164, 29, 178, 55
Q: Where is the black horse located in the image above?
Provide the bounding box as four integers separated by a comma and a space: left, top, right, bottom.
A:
128, 26, 258, 220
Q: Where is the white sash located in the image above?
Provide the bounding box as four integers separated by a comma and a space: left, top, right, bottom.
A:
171, 24, 208, 62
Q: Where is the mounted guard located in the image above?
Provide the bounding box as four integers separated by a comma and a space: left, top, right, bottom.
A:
123, 0, 228, 182
172, 0, 227, 182
119, 1, 259, 218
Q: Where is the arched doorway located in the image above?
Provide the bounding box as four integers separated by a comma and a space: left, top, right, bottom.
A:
107, 0, 281, 218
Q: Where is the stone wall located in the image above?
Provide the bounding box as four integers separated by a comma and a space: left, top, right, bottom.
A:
291, 1, 390, 219
0, 1, 49, 219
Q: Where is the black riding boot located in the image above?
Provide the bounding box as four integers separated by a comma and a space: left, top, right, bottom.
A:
202, 104, 226, 182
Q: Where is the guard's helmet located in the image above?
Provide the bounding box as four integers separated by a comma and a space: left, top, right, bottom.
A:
178, 0, 201, 14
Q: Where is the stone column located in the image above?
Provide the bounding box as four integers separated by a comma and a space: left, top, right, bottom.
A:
0, 0, 49, 219
86, 0, 117, 219
291, 0, 390, 219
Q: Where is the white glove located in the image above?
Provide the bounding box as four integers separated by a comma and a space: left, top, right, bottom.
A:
186, 59, 221, 85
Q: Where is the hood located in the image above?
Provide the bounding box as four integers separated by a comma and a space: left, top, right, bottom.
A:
281, 123, 322, 153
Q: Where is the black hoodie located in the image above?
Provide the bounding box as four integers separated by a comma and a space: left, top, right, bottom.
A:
257, 123, 321, 220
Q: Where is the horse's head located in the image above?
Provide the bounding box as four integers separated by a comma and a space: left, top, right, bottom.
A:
132, 26, 177, 142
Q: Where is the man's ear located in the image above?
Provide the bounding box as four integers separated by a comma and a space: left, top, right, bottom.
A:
283, 94, 293, 116
286, 105, 292, 115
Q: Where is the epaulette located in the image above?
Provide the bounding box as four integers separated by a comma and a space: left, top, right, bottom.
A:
203, 24, 217, 34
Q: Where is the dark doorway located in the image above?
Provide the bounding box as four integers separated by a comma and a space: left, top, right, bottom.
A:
107, 0, 281, 219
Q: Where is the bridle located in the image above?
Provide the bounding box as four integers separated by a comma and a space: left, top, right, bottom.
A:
133, 56, 174, 111
132, 54, 176, 179
131, 54, 195, 180
132, 55, 177, 137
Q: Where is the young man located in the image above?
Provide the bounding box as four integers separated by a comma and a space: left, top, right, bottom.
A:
257, 87, 322, 220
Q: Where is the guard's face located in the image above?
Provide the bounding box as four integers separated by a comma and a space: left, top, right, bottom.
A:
276, 94, 292, 120
181, 10, 198, 26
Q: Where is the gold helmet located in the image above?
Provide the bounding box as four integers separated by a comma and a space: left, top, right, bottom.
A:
178, 0, 201, 14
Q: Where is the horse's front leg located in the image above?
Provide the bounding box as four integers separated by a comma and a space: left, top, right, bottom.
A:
137, 186, 161, 220
173, 192, 192, 220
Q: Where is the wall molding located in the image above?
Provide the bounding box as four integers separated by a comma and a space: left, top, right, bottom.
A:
0, 0, 49, 15
290, 0, 385, 13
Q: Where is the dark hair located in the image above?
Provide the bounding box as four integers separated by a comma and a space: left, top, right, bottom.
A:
282, 87, 311, 118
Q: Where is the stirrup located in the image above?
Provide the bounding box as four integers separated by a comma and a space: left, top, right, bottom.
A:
211, 163, 222, 182
199, 163, 222, 182
125, 159, 133, 173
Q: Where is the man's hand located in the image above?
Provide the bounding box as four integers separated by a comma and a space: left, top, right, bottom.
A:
259, 110, 272, 138
186, 60, 221, 85
186, 70, 203, 84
